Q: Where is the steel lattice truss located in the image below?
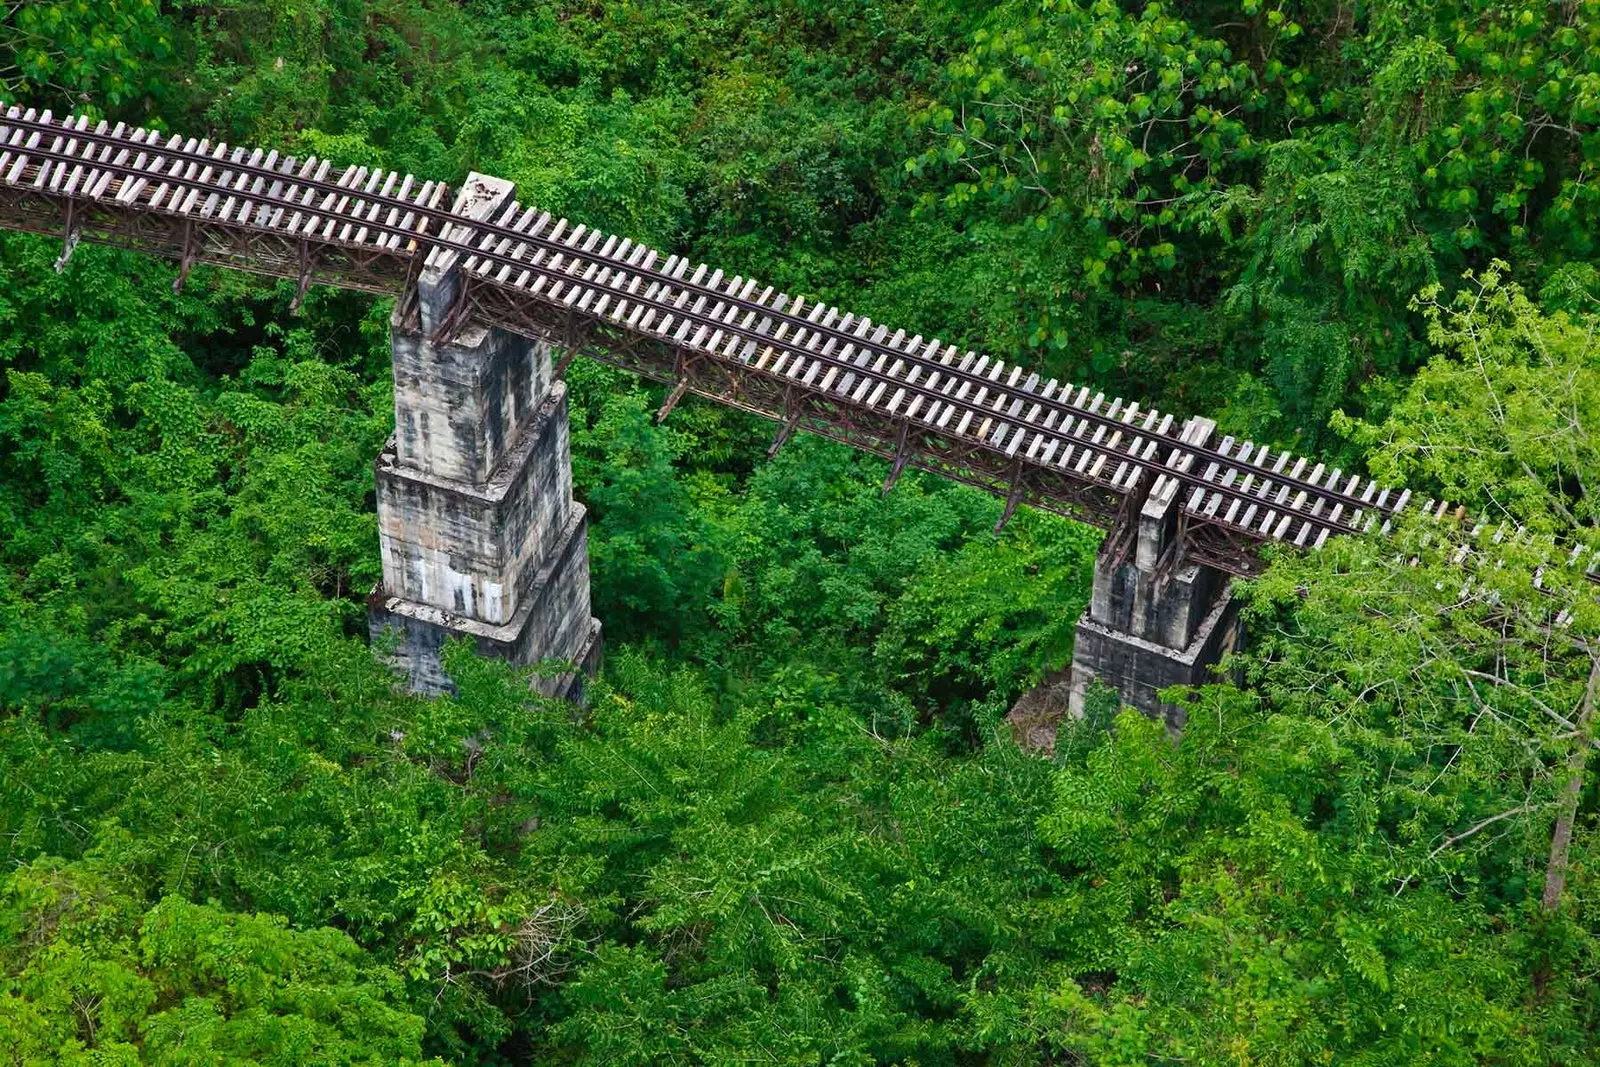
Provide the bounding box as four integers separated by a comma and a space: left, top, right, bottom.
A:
2, 107, 1595, 588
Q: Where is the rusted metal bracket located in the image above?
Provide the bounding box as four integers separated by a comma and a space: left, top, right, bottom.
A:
553, 310, 592, 378
768, 405, 804, 458
434, 226, 503, 345
1153, 506, 1190, 595
993, 458, 1026, 534
429, 269, 476, 344
171, 219, 197, 294
396, 243, 430, 331
881, 420, 912, 497
289, 239, 313, 312
656, 378, 691, 422
1101, 467, 1155, 571
53, 198, 81, 273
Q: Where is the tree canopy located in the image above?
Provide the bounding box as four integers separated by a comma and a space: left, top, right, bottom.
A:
1, 1, 1598, 1063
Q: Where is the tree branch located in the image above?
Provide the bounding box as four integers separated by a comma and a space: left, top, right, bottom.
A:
1541, 650, 1600, 911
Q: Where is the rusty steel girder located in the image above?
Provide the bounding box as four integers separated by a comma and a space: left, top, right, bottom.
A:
459, 277, 1134, 534
0, 185, 413, 297
0, 114, 1414, 583
0, 175, 1270, 576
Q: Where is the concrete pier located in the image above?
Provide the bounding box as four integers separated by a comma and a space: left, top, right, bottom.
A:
367, 173, 601, 699
1065, 417, 1242, 730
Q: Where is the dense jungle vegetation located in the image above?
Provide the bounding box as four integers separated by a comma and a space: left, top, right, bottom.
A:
2, 0, 1599, 1062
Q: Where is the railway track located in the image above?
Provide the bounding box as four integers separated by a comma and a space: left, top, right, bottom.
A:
1, 106, 1594, 589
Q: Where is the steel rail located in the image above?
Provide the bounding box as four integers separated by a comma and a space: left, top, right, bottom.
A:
6, 110, 1597, 588
21, 106, 1599, 595
0, 110, 1385, 556
0, 108, 1395, 537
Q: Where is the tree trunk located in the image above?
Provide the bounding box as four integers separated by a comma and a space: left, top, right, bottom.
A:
1542, 652, 1600, 912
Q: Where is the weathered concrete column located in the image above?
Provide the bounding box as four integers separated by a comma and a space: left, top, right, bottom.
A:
1065, 416, 1242, 730
367, 173, 601, 699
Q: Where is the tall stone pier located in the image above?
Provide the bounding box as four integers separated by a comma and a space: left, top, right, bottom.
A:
367, 174, 601, 699
1065, 417, 1242, 730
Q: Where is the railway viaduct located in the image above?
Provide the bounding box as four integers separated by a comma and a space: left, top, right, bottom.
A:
2, 110, 1592, 722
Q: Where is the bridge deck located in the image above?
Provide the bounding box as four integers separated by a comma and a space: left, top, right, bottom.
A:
0, 107, 1593, 592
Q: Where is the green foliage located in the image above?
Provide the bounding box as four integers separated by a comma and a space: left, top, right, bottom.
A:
986, 255, 1600, 1067
1021, 696, 1588, 1065
568, 367, 724, 645
9, 0, 1600, 451
0, 855, 433, 1065
2, 0, 1599, 1063
1347, 261, 1600, 534
912, 0, 1254, 292
910, 0, 1600, 449
2, 0, 171, 110
692, 429, 1097, 711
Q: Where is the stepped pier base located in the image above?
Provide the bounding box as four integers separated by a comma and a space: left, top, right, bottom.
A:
1065, 417, 1242, 731
367, 173, 601, 700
